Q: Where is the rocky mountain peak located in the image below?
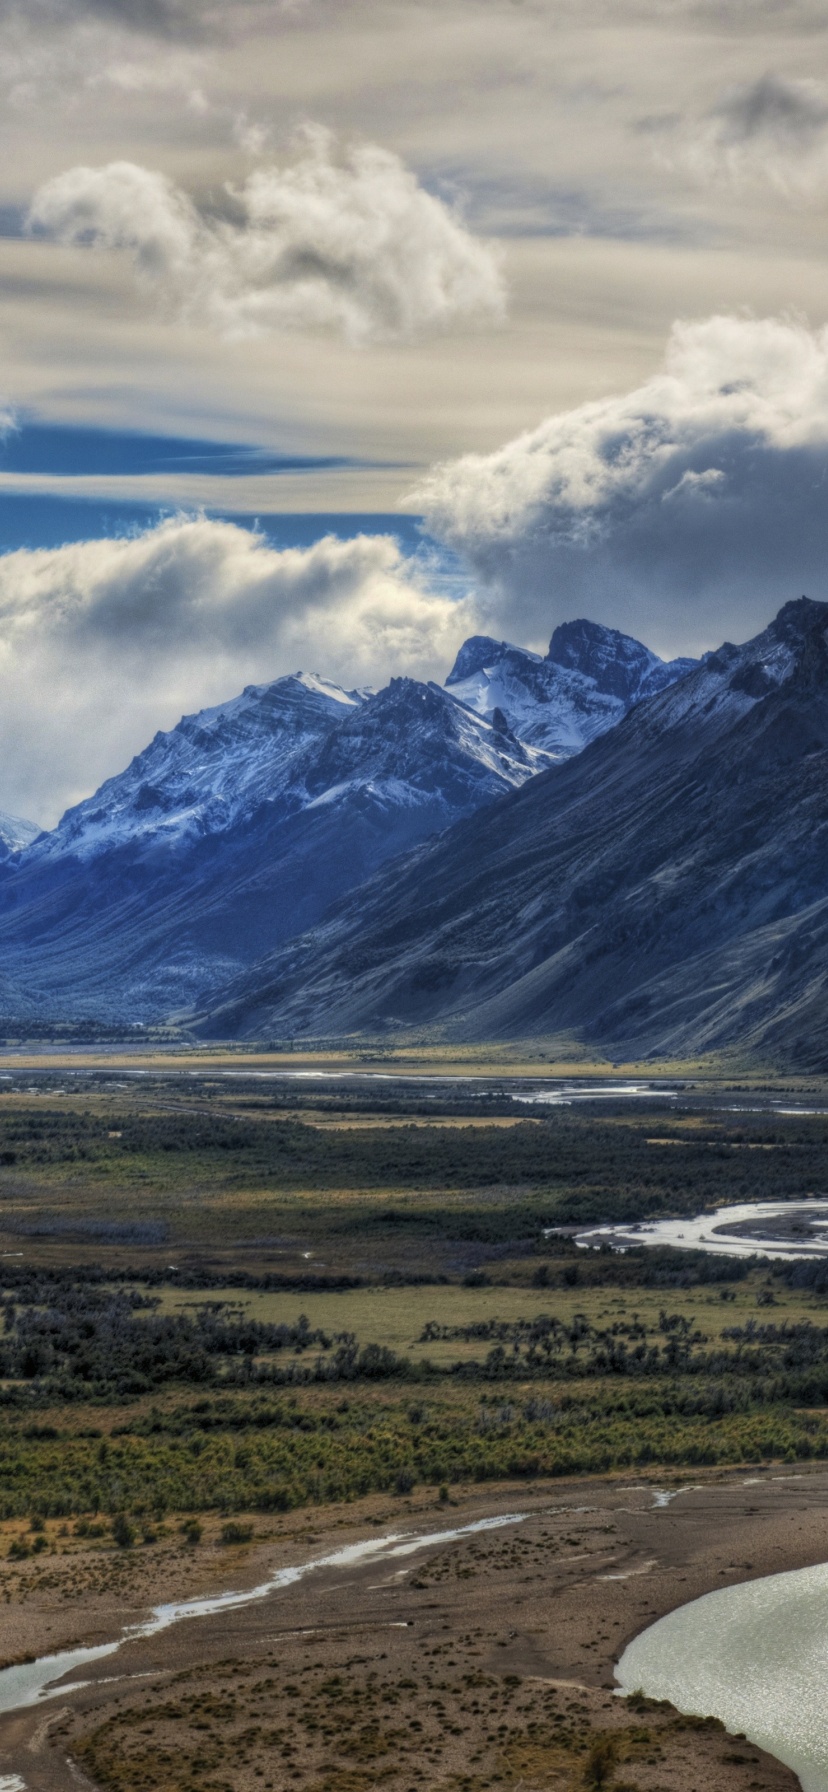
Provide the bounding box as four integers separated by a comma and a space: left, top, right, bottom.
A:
770, 595, 828, 640
0, 810, 40, 861
445, 618, 695, 761
546, 617, 696, 705
445, 636, 522, 686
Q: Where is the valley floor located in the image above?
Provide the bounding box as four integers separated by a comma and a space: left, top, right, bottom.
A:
0, 1055, 823, 1791
0, 1467, 818, 1792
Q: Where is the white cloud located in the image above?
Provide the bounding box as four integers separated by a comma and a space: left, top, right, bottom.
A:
668, 74, 828, 197
414, 313, 828, 652
232, 111, 271, 156
0, 515, 477, 826
28, 130, 506, 344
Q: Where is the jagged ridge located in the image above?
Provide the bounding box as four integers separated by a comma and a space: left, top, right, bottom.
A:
195, 598, 828, 1067
0, 616, 696, 1021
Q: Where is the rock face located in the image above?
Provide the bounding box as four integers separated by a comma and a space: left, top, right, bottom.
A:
446, 621, 695, 757
0, 617, 696, 1022
546, 618, 696, 704
195, 598, 828, 1068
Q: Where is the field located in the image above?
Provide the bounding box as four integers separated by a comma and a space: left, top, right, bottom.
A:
0, 1060, 825, 1532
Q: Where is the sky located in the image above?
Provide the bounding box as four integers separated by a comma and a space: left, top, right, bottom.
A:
2, 0, 828, 824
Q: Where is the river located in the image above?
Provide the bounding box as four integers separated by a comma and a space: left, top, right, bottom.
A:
574, 1198, 828, 1259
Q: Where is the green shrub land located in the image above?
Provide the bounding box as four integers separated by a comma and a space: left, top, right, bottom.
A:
3, 1381, 828, 1523
0, 1077, 827, 1519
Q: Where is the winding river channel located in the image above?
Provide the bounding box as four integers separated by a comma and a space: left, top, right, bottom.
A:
617, 1560, 828, 1792
0, 1512, 526, 1719
575, 1198, 828, 1259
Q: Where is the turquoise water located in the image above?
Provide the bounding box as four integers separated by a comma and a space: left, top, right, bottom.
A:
617, 1559, 828, 1792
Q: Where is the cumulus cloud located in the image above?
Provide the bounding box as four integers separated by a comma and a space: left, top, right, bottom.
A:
28, 131, 506, 344
0, 515, 477, 826
668, 73, 828, 196
414, 313, 828, 653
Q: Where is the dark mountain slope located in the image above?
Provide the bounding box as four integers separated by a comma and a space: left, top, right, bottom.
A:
196, 598, 828, 1064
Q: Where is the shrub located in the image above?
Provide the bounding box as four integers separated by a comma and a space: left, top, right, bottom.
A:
583, 1734, 617, 1789
220, 1521, 253, 1545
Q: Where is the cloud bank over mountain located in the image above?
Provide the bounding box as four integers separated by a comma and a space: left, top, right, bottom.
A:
416, 313, 828, 652
29, 132, 505, 343
0, 516, 476, 825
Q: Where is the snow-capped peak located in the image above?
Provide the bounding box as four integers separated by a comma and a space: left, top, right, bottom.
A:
546, 618, 696, 705
444, 620, 696, 761
16, 617, 701, 874
26, 671, 367, 865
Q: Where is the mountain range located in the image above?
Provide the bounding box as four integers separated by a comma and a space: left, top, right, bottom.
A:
194, 597, 828, 1069
0, 616, 690, 1020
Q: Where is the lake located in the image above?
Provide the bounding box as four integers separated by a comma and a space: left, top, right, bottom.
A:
617, 1558, 828, 1792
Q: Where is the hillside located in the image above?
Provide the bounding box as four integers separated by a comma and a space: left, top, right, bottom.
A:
195, 598, 828, 1066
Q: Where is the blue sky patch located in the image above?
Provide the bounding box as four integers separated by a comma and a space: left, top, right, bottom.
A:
0, 419, 381, 478
0, 492, 425, 555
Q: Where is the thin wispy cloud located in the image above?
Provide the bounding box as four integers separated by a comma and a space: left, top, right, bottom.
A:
0, 0, 217, 41
0, 6, 209, 110
28, 130, 506, 344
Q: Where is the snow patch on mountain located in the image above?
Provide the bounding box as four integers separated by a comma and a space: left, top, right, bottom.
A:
446, 619, 696, 760
447, 650, 623, 758
26, 672, 364, 866
0, 811, 41, 857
